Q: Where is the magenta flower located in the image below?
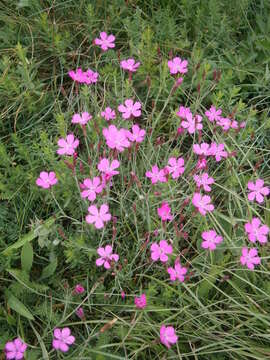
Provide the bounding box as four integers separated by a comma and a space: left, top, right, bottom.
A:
193, 143, 211, 156
193, 173, 214, 192
68, 68, 98, 84
101, 107, 116, 121
209, 142, 228, 162
5, 338, 27, 360
120, 58, 140, 72
145, 165, 167, 184
68, 68, 85, 83
94, 32, 115, 51
52, 328, 75, 353
176, 105, 192, 119
196, 158, 208, 170
118, 99, 142, 119
121, 291, 126, 299
205, 105, 222, 122
126, 124, 146, 143
157, 202, 173, 221
160, 325, 178, 349
201, 230, 223, 250
74, 284, 85, 294
217, 117, 231, 131
98, 158, 120, 179
167, 261, 187, 282
230, 120, 239, 129
168, 57, 188, 75
86, 204, 111, 229
76, 307, 85, 319
134, 294, 147, 309
247, 179, 269, 204
103, 125, 130, 152
192, 193, 214, 216
244, 218, 269, 244
166, 157, 185, 179
72, 112, 92, 125
36, 171, 58, 189
150, 240, 173, 263
181, 112, 203, 134
57, 134, 79, 156
84, 69, 99, 84
80, 177, 104, 201
96, 245, 119, 269
240, 247, 261, 270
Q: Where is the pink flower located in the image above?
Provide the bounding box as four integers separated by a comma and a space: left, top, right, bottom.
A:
196, 158, 208, 170
193, 173, 214, 192
120, 58, 140, 72
230, 120, 239, 129
181, 112, 203, 134
126, 124, 146, 143
74, 284, 85, 294
103, 125, 130, 152
192, 193, 214, 216
209, 142, 228, 162
121, 291, 126, 299
98, 158, 120, 178
118, 99, 141, 119
68, 68, 85, 83
157, 202, 173, 221
240, 247, 261, 270
150, 240, 173, 263
244, 218, 269, 244
101, 107, 116, 121
52, 328, 75, 353
193, 143, 211, 156
168, 57, 188, 75
167, 261, 187, 282
86, 204, 111, 229
176, 106, 192, 119
145, 165, 167, 184
205, 105, 222, 122
76, 307, 85, 319
166, 157, 185, 179
240, 121, 246, 128
201, 230, 223, 250
80, 177, 104, 201
96, 245, 119, 269
68, 68, 98, 84
5, 338, 27, 360
134, 294, 147, 309
72, 112, 92, 125
247, 179, 269, 204
160, 325, 178, 349
94, 32, 115, 51
84, 69, 99, 84
216, 117, 231, 131
36, 171, 58, 189
57, 134, 79, 156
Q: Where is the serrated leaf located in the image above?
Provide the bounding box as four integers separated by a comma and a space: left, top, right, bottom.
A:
21, 242, 33, 273
7, 292, 34, 320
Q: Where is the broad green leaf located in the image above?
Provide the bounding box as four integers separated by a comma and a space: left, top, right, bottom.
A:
21, 242, 33, 273
7, 292, 34, 320
40, 256, 58, 280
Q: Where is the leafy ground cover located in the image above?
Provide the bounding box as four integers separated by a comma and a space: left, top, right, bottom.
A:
1, 0, 270, 359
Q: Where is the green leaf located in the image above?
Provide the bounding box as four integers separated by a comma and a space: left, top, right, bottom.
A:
40, 256, 58, 280
7, 292, 34, 320
21, 242, 33, 273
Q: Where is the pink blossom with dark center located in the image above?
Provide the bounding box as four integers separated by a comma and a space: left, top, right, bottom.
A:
201, 230, 223, 250
118, 99, 142, 119
240, 247, 261, 270
101, 107, 116, 121
166, 157, 185, 179
193, 173, 214, 192
72, 112, 92, 125
57, 134, 79, 156
103, 125, 130, 152
5, 338, 27, 360
244, 218, 269, 244
94, 32, 115, 51
52, 328, 75, 353
80, 177, 104, 201
86, 204, 111, 229
96, 245, 119, 269
120, 58, 140, 72
157, 202, 173, 221
247, 179, 269, 204
205, 105, 222, 122
196, 158, 208, 170
36, 171, 58, 189
98, 158, 120, 178
145, 165, 167, 184
168, 57, 188, 74
150, 240, 173, 263
167, 261, 187, 282
209, 142, 228, 162
181, 112, 203, 134
192, 193, 214, 216
134, 294, 147, 309
160, 325, 178, 348
126, 124, 146, 143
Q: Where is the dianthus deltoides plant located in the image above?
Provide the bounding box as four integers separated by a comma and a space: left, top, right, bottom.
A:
3, 29, 270, 359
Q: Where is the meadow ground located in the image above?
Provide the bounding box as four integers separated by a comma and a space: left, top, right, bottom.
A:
1, 1, 270, 359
